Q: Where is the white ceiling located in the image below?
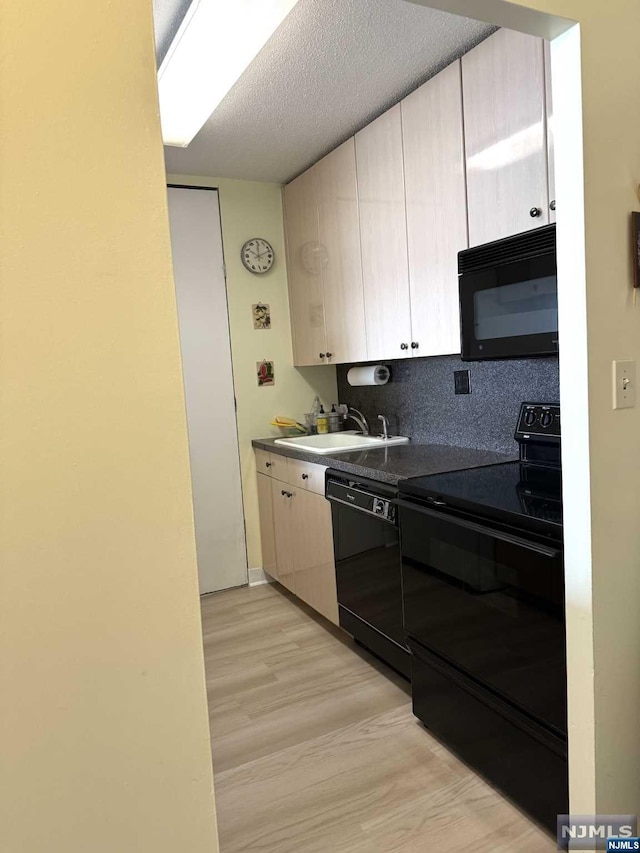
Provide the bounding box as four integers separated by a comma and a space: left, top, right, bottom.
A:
153, 0, 496, 184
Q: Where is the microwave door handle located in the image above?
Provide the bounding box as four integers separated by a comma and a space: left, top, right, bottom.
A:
398, 500, 560, 559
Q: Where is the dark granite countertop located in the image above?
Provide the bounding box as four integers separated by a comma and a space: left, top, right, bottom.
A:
252, 437, 516, 485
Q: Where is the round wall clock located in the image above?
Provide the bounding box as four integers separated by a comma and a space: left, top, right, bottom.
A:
241, 238, 274, 274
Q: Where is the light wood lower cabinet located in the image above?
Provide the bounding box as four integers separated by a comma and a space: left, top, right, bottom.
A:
256, 454, 338, 625
289, 488, 338, 624
256, 473, 277, 580
270, 478, 296, 594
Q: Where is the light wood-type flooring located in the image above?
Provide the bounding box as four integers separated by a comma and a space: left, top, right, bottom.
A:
201, 582, 556, 853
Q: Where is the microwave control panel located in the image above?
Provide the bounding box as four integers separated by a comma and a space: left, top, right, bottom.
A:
515, 403, 561, 441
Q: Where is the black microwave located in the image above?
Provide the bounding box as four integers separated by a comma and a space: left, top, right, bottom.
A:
458, 225, 558, 360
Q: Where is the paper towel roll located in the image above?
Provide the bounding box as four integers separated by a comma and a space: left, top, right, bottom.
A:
347, 365, 390, 387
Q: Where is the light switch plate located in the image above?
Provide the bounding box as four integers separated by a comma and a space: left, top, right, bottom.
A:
612, 360, 636, 409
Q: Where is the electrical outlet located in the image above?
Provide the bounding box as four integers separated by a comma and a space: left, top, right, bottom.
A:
612, 360, 636, 409
454, 370, 471, 395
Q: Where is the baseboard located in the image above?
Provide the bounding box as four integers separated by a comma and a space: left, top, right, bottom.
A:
248, 567, 274, 587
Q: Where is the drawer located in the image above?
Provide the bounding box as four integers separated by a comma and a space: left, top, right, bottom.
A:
255, 449, 287, 479
286, 458, 327, 496
255, 448, 274, 475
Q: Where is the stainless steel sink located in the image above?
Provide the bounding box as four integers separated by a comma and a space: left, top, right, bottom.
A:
273, 432, 409, 455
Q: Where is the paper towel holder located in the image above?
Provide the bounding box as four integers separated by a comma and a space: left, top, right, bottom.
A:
347, 365, 390, 387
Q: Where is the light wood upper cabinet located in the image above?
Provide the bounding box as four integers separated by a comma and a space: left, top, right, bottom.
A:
355, 105, 412, 361
544, 40, 556, 224
257, 472, 277, 580
283, 168, 327, 366
270, 478, 296, 593
290, 488, 338, 625
316, 140, 368, 364
462, 28, 549, 247
401, 61, 467, 357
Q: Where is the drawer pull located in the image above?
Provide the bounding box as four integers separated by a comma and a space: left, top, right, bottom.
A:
265, 462, 272, 468
302, 474, 309, 480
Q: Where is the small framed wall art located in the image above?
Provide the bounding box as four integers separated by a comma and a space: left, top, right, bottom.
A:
257, 360, 275, 387
252, 303, 271, 330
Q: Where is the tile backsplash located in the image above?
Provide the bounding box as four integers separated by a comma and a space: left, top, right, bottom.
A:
337, 355, 560, 454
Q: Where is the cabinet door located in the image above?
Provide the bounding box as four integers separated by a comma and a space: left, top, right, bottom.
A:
257, 473, 277, 579
316, 139, 368, 364
402, 61, 467, 358
544, 40, 556, 224
283, 168, 327, 366
291, 489, 338, 625
356, 105, 412, 361
270, 479, 296, 593
462, 28, 549, 246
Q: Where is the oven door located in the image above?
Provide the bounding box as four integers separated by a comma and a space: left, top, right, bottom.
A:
459, 252, 558, 360
399, 499, 566, 734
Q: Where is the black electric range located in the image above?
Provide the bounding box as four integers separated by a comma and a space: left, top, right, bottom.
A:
398, 403, 567, 833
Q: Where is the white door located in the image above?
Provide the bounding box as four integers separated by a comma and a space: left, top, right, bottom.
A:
167, 186, 247, 594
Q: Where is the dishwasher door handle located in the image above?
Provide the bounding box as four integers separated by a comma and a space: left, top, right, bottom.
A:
398, 500, 561, 560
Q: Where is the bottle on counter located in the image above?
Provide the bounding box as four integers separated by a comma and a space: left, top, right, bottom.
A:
327, 404, 341, 433
308, 395, 322, 435
316, 405, 329, 435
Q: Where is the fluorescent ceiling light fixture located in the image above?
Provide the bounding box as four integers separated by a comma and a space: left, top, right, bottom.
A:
158, 0, 300, 147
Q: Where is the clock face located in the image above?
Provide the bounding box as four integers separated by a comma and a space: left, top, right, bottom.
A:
241, 238, 274, 274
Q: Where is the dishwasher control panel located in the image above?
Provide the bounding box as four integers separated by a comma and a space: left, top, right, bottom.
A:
373, 498, 395, 523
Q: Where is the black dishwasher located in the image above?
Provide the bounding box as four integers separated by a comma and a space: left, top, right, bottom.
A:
325, 470, 409, 678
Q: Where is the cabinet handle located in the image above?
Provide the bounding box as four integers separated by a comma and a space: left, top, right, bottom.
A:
550, 200, 556, 211
265, 462, 272, 468
301, 474, 309, 480
400, 343, 409, 351
529, 207, 542, 218
319, 353, 326, 359
411, 342, 419, 350
326, 352, 332, 359
281, 490, 293, 498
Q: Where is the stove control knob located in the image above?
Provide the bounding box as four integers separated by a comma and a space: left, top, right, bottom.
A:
540, 411, 553, 428
524, 410, 537, 427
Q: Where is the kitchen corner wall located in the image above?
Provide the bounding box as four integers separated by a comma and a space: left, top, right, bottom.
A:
337, 355, 559, 454
168, 175, 338, 571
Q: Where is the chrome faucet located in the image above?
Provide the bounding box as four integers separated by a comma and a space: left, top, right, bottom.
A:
345, 407, 369, 435
377, 414, 390, 440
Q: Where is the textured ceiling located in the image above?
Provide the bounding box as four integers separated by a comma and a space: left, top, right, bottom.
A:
153, 0, 496, 184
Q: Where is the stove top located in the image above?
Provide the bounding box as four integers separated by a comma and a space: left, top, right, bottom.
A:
399, 402, 562, 538
399, 461, 562, 534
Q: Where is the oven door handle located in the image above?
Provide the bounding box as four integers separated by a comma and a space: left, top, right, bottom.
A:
398, 500, 560, 559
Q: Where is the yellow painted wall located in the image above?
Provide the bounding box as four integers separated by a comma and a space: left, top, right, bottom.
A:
168, 175, 338, 569
0, 4, 218, 852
